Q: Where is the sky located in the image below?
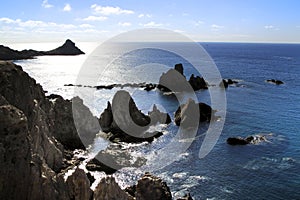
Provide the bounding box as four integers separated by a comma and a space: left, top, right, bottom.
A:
0, 0, 300, 43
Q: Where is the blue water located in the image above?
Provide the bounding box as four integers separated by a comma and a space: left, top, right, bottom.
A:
16, 42, 300, 199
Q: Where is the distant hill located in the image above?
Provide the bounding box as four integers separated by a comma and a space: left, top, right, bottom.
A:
0, 39, 84, 60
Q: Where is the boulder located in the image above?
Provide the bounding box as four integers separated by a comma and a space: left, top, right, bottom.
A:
226, 137, 249, 145
94, 176, 134, 200
99, 90, 169, 143
175, 99, 213, 127
135, 172, 172, 200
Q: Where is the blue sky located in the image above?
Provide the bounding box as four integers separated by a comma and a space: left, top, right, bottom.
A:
0, 0, 300, 43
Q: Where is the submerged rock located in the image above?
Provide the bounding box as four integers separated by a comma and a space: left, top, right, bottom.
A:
266, 79, 284, 85
99, 90, 170, 143
174, 99, 213, 127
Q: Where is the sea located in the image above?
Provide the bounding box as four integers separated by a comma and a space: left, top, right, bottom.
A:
12, 42, 300, 199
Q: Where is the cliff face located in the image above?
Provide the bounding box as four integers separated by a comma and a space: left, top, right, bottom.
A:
0, 61, 94, 199
0, 39, 84, 61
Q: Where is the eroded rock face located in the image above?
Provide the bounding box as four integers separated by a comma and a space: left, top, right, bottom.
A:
175, 99, 213, 127
0, 61, 93, 199
135, 172, 172, 200
66, 168, 93, 200
99, 90, 170, 143
94, 176, 133, 200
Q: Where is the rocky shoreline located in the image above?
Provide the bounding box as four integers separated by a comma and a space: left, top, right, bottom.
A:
0, 60, 196, 200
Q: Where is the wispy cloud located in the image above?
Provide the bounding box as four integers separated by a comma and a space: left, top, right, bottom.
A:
63, 3, 72, 12
264, 25, 274, 29
82, 16, 107, 21
138, 14, 152, 18
142, 21, 163, 27
118, 22, 132, 27
42, 0, 53, 8
91, 4, 134, 15
264, 25, 279, 30
211, 24, 224, 31
79, 24, 94, 28
194, 20, 205, 26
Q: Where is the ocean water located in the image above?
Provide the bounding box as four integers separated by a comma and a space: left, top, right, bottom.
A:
14, 42, 300, 199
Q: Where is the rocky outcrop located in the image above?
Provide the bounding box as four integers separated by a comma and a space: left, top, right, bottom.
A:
94, 176, 134, 200
175, 99, 213, 127
99, 90, 170, 143
157, 63, 207, 92
227, 135, 267, 145
135, 172, 172, 200
87, 143, 146, 174
188, 74, 207, 90
220, 79, 239, 88
66, 168, 93, 200
0, 61, 94, 199
45, 39, 85, 55
266, 79, 284, 85
0, 39, 84, 60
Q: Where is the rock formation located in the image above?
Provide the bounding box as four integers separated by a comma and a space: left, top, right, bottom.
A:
157, 63, 207, 92
135, 172, 172, 200
227, 135, 267, 145
45, 39, 85, 55
0, 39, 84, 60
175, 99, 213, 127
99, 90, 171, 143
0, 61, 94, 199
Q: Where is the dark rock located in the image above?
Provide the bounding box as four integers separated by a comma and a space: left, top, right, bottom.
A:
66, 167, 93, 200
227, 137, 249, 145
220, 79, 228, 88
99, 90, 169, 143
144, 83, 156, 91
174, 63, 184, 75
227, 79, 234, 85
44, 39, 85, 55
86, 158, 118, 174
175, 99, 213, 127
94, 176, 134, 200
227, 135, 267, 145
135, 172, 172, 200
86, 172, 95, 186
125, 185, 137, 197
177, 193, 194, 200
188, 74, 208, 90
266, 79, 284, 85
